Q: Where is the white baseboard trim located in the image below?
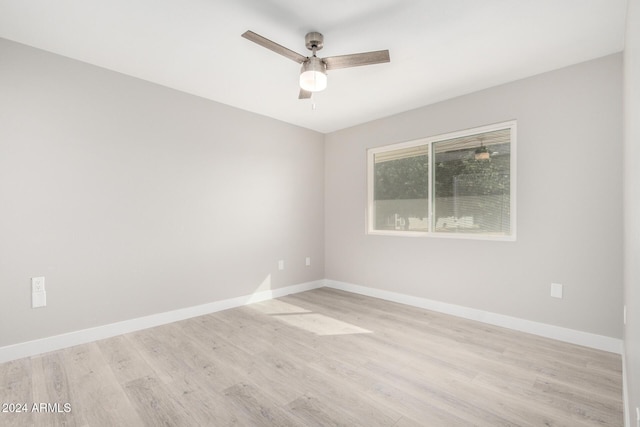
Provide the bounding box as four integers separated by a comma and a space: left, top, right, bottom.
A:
325, 279, 624, 354
0, 280, 324, 364
622, 343, 630, 427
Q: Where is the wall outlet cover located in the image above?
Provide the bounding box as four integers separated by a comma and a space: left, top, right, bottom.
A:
31, 277, 45, 293
32, 291, 46, 308
550, 283, 563, 299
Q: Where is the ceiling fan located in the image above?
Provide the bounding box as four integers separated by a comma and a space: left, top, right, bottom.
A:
241, 30, 390, 99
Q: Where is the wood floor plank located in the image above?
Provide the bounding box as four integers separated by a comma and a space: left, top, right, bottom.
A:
128, 322, 250, 393
286, 392, 395, 427
123, 375, 200, 426
531, 378, 623, 425
0, 358, 34, 427
0, 288, 623, 426
60, 343, 144, 426
253, 345, 403, 425
96, 335, 156, 385
31, 352, 77, 427
222, 382, 301, 426
117, 328, 245, 425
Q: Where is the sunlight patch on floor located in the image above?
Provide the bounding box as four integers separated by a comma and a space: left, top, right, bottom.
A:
249, 299, 311, 315
249, 298, 371, 335
272, 313, 372, 336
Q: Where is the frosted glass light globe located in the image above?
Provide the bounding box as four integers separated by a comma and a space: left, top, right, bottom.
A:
299, 57, 327, 92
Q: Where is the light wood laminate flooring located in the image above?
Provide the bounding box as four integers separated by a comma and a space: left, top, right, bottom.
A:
0, 288, 623, 426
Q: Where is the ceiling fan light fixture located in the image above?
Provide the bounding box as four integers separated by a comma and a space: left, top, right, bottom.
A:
474, 143, 490, 160
300, 57, 327, 92
242, 30, 389, 99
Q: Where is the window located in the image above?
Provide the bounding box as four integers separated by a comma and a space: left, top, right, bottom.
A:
367, 121, 516, 240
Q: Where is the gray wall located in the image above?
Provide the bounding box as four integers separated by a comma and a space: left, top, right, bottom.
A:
0, 39, 325, 347
624, 0, 640, 423
325, 54, 623, 338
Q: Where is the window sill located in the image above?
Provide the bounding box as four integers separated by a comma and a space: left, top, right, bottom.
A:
366, 229, 516, 241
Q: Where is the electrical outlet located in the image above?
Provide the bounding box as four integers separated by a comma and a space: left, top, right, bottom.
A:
32, 276, 45, 293
31, 277, 46, 308
305, 257, 311, 266
278, 260, 284, 271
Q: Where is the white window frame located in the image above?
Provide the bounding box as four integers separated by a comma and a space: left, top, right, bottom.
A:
367, 120, 517, 241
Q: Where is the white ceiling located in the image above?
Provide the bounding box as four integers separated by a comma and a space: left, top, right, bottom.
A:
0, 0, 628, 133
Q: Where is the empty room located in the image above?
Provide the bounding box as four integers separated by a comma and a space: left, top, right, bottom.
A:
1, 1, 638, 426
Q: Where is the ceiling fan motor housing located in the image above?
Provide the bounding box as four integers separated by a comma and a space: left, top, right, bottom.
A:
305, 32, 324, 51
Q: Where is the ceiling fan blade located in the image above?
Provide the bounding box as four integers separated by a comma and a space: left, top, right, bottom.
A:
298, 89, 312, 99
242, 30, 307, 64
323, 50, 390, 70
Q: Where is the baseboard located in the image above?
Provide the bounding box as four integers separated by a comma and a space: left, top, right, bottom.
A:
0, 280, 324, 364
325, 279, 624, 354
